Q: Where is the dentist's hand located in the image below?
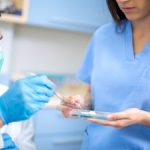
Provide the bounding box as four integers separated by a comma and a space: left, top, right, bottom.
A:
0, 75, 54, 124
2, 133, 19, 150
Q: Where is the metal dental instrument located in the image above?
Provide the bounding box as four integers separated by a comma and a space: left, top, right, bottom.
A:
28, 73, 82, 109
54, 91, 81, 109
54, 91, 64, 101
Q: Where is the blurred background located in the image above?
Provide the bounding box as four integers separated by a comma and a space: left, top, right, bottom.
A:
0, 0, 111, 150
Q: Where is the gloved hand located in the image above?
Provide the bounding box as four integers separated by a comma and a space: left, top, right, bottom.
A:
2, 133, 19, 150
0, 75, 54, 124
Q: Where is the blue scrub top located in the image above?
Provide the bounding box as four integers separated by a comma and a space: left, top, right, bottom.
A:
78, 21, 150, 150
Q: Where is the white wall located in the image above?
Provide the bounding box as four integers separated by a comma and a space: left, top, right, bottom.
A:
10, 25, 92, 74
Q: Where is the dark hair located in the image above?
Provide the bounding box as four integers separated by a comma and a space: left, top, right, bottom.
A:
107, 0, 127, 25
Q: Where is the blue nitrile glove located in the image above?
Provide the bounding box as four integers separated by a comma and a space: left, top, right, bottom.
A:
2, 133, 19, 150
0, 75, 54, 124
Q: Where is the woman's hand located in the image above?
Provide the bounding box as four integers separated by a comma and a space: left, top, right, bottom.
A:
58, 85, 91, 117
86, 108, 150, 128
58, 95, 84, 117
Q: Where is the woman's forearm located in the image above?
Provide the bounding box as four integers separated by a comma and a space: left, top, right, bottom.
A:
141, 111, 150, 126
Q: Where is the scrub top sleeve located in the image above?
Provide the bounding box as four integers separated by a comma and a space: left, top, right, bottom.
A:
77, 36, 95, 84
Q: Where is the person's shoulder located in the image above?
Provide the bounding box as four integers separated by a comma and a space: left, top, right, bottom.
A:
90, 22, 118, 43
92, 21, 128, 41
95, 20, 129, 36
94, 22, 117, 37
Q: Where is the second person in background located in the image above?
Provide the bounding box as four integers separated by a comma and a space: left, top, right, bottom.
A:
60, 0, 150, 149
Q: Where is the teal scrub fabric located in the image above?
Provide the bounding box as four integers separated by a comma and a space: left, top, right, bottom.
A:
78, 21, 150, 150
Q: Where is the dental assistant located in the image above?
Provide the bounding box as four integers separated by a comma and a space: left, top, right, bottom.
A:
0, 23, 54, 149
60, 0, 150, 149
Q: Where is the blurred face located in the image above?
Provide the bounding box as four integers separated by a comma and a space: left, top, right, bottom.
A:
116, 0, 150, 22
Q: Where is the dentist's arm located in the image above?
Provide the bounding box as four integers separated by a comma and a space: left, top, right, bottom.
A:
0, 75, 54, 124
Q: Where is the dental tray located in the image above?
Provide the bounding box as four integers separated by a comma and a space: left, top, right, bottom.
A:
70, 109, 110, 120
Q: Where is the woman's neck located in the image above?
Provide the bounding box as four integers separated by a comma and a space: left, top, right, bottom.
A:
131, 16, 150, 54
132, 16, 150, 37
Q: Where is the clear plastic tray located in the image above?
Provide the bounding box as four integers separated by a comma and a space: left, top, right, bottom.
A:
70, 109, 110, 120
